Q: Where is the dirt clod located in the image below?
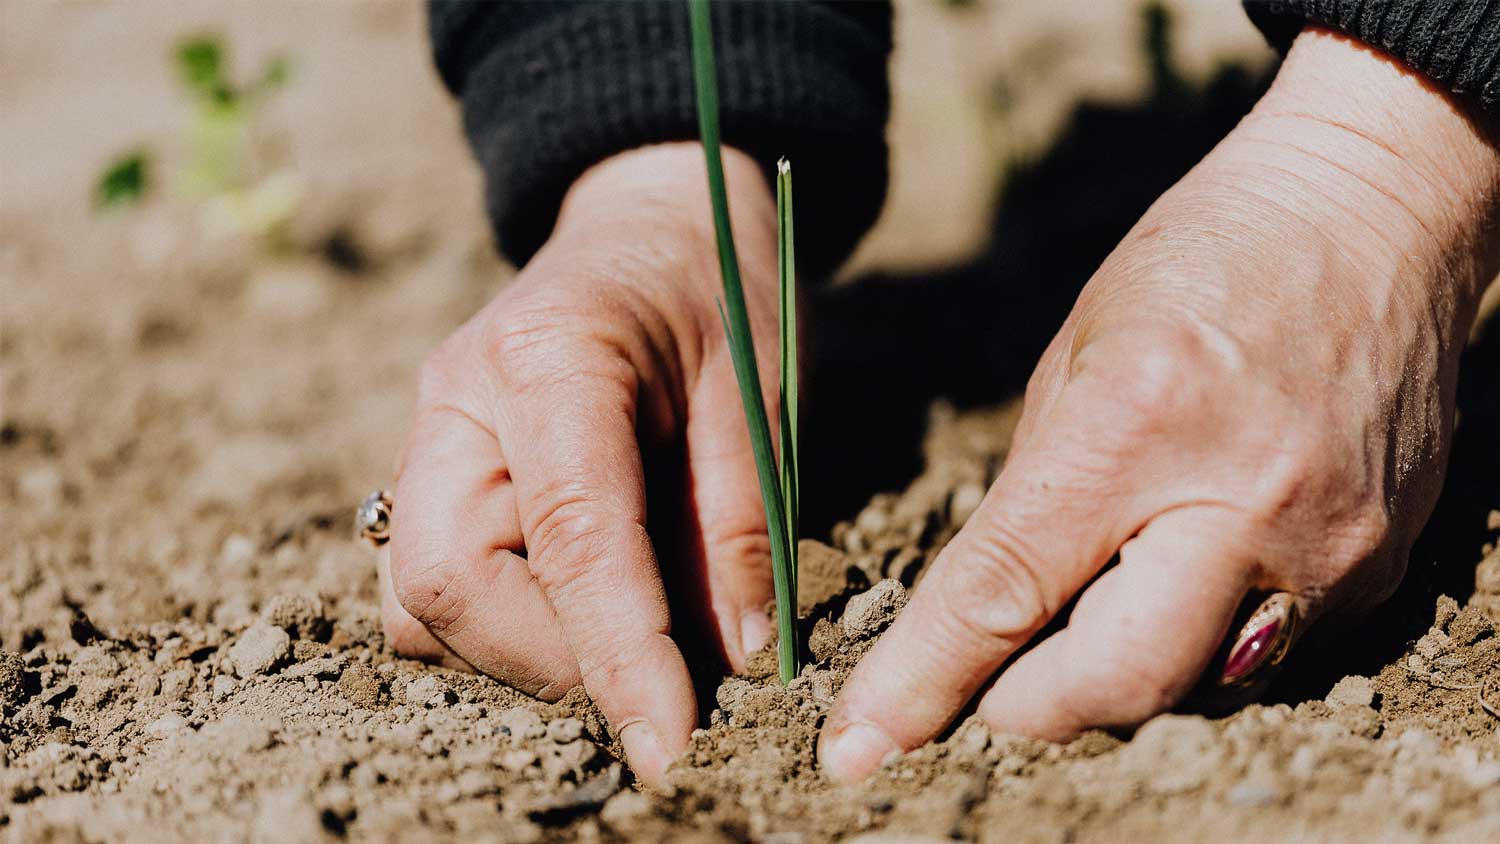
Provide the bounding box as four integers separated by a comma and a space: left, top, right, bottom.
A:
227, 623, 291, 678
1, 652, 33, 711
261, 594, 330, 641
1325, 675, 1376, 709
840, 579, 908, 640
336, 665, 385, 709
404, 675, 453, 707
500, 707, 547, 740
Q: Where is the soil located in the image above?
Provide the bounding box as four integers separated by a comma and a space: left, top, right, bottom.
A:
4, 2, 1500, 843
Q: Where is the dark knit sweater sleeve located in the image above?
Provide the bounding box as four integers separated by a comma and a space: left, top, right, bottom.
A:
428, 1, 892, 277
1242, 1, 1500, 114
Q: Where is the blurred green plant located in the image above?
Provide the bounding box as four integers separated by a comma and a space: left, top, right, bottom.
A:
94, 35, 299, 246
95, 151, 151, 211
174, 36, 291, 197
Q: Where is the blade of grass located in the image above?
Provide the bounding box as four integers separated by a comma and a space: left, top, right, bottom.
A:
689, 0, 799, 683
776, 158, 800, 607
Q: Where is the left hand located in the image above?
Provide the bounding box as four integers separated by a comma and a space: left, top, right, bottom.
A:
820, 26, 1500, 781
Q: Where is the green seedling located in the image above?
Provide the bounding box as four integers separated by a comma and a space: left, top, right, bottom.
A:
174, 35, 290, 198
689, 0, 801, 684
95, 151, 151, 211
95, 35, 298, 245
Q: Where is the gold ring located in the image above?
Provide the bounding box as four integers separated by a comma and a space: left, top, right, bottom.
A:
1218, 591, 1297, 688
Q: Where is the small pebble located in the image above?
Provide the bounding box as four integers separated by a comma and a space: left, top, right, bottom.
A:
498, 707, 546, 739
219, 534, 258, 567
144, 713, 191, 737
1228, 778, 1283, 807
499, 748, 538, 772
947, 481, 986, 526
839, 579, 908, 640
1, 652, 33, 709
1452, 746, 1500, 789
260, 594, 328, 640
1324, 675, 1375, 709
1122, 715, 1221, 795
599, 789, 653, 827
160, 669, 193, 701
336, 665, 385, 709
555, 739, 597, 772
284, 655, 348, 679
854, 506, 890, 536
18, 465, 66, 511
403, 676, 452, 708
546, 718, 584, 744
228, 623, 291, 678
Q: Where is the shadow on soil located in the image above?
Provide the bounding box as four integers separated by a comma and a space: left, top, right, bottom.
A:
800, 4, 1498, 706
803, 5, 1271, 531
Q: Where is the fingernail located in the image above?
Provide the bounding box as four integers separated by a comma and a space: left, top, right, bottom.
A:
818, 719, 902, 783
740, 610, 773, 657
620, 721, 673, 786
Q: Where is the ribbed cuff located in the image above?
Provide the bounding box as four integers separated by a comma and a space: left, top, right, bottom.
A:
430, 1, 892, 279
1243, 1, 1500, 114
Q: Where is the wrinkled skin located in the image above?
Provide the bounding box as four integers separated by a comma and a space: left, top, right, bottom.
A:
380, 27, 1500, 789
819, 28, 1500, 779
379, 145, 784, 782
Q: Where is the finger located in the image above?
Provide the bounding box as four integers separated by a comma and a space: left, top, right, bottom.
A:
976, 506, 1255, 738
680, 362, 777, 671
819, 386, 1145, 782
377, 543, 473, 672
497, 344, 696, 788
387, 404, 581, 699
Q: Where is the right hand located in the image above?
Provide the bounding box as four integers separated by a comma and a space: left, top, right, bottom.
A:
376, 143, 784, 787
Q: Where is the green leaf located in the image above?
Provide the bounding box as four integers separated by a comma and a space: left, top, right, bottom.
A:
776, 158, 800, 607
95, 151, 150, 210
176, 36, 230, 101
689, 0, 799, 684
258, 54, 292, 93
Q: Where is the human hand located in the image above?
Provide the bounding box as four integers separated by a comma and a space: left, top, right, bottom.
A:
820, 27, 1500, 780
376, 143, 784, 787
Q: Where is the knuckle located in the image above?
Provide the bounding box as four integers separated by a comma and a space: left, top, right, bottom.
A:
388, 544, 466, 634
480, 291, 596, 371
1249, 438, 1392, 570
1078, 651, 1181, 726
940, 521, 1053, 647
1075, 323, 1225, 441
707, 524, 774, 575
1249, 428, 1326, 516
577, 637, 651, 696
526, 495, 622, 596
1340, 506, 1393, 559
478, 300, 638, 405
1113, 340, 1207, 423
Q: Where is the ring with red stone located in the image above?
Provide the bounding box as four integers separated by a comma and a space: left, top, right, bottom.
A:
1217, 591, 1297, 688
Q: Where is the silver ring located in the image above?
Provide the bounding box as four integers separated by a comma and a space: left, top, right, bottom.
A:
357, 489, 393, 547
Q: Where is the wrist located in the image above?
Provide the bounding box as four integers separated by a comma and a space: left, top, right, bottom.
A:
551, 142, 777, 271
533, 142, 783, 372
1237, 27, 1499, 310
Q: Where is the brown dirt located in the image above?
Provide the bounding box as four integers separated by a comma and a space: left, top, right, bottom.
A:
6, 395, 1499, 843
4, 2, 1500, 843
